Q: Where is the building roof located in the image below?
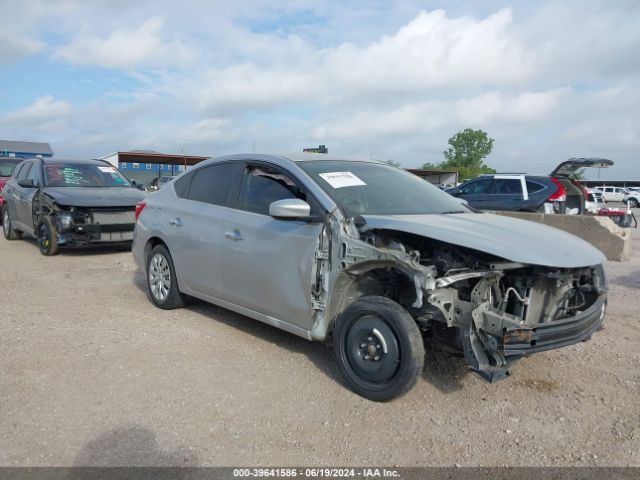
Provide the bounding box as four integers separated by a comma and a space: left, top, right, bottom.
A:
102, 151, 209, 166
0, 139, 53, 155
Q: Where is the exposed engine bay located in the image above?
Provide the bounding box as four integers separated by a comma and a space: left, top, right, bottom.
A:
313, 212, 608, 382
37, 196, 136, 246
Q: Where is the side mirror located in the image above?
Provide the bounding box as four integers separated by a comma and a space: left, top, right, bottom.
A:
17, 178, 35, 188
269, 198, 311, 220
458, 198, 469, 206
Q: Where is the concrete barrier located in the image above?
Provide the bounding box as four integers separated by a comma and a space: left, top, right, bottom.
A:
489, 211, 632, 262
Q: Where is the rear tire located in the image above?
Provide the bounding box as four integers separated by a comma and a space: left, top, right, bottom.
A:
3, 207, 23, 240
37, 216, 59, 256
333, 296, 425, 401
146, 244, 187, 310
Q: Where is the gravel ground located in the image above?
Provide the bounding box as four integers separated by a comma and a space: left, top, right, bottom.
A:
0, 215, 638, 467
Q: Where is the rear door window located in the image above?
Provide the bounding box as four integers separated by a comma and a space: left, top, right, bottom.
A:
492, 179, 522, 194
186, 163, 240, 206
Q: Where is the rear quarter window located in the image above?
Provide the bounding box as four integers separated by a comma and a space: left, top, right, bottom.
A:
526, 180, 545, 194
173, 174, 191, 198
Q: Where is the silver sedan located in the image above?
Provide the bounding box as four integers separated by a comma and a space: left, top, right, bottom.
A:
132, 154, 607, 401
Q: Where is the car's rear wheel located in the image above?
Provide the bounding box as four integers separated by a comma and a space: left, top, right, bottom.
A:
146, 244, 187, 309
37, 217, 59, 256
3, 207, 23, 240
333, 296, 425, 401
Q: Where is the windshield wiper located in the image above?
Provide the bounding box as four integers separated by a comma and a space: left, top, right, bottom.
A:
440, 210, 467, 214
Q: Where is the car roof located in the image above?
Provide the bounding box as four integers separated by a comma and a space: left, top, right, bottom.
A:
36, 158, 111, 166
207, 152, 384, 165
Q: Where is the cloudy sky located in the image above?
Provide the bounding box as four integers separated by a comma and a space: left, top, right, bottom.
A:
1, 0, 639, 178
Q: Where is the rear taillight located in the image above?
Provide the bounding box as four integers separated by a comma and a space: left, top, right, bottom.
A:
548, 177, 567, 202
135, 201, 146, 221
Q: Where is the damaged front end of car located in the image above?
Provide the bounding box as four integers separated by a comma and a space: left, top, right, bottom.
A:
312, 209, 607, 382
39, 197, 137, 247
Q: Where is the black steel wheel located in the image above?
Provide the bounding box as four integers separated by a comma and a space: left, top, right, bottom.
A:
146, 244, 187, 310
333, 296, 425, 401
37, 216, 59, 256
2, 206, 23, 240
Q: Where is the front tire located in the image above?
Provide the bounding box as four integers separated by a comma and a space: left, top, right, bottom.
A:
146, 244, 187, 309
3, 207, 23, 240
37, 216, 59, 255
333, 296, 425, 401
628, 198, 638, 208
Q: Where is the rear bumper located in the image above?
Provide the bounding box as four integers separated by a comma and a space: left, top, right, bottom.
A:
502, 296, 606, 356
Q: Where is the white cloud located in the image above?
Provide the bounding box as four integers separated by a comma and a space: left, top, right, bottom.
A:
0, 31, 45, 62
1, 96, 73, 133
53, 16, 198, 69
312, 89, 567, 140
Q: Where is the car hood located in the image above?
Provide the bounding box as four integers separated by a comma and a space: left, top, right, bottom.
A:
43, 187, 145, 208
361, 213, 605, 268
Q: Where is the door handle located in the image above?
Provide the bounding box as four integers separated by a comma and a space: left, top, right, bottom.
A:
169, 217, 182, 227
224, 229, 244, 241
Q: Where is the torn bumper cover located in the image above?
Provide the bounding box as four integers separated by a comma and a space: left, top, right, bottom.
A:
54, 208, 135, 246
502, 297, 606, 356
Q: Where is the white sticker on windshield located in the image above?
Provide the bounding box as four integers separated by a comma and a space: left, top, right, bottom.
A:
318, 171, 366, 189
98, 166, 115, 173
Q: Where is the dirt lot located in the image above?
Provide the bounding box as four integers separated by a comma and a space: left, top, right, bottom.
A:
0, 217, 638, 467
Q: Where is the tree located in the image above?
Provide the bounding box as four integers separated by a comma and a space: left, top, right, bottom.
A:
422, 128, 496, 181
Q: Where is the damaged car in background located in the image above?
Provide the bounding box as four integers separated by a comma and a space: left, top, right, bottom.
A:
3, 158, 145, 255
133, 154, 608, 401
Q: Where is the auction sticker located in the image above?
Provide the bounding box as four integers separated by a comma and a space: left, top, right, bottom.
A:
318, 171, 366, 189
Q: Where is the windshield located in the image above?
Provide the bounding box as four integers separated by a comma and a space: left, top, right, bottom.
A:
299, 160, 470, 216
44, 163, 131, 188
0, 159, 21, 177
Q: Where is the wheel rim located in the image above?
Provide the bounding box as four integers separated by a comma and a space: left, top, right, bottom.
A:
149, 253, 171, 302
631, 199, 638, 208
38, 223, 50, 251
344, 314, 400, 385
2, 210, 9, 236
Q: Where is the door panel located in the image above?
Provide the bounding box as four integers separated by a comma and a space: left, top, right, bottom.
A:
166, 198, 226, 297
219, 209, 322, 329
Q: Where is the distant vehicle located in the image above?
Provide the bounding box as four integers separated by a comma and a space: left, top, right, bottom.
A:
148, 176, 175, 192
585, 189, 607, 214
447, 158, 613, 214
0, 157, 23, 224
623, 190, 640, 208
2, 158, 145, 255
133, 153, 607, 401
593, 186, 629, 202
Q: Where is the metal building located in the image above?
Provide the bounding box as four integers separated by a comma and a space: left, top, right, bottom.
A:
100, 150, 209, 187
0, 139, 53, 159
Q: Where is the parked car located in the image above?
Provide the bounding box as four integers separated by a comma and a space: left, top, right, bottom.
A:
593, 185, 630, 202
0, 157, 24, 224
2, 158, 145, 255
623, 190, 640, 208
447, 158, 613, 214
133, 154, 607, 401
585, 189, 607, 214
148, 176, 175, 192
